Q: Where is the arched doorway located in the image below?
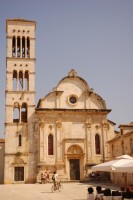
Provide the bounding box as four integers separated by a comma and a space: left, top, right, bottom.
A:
67, 145, 84, 180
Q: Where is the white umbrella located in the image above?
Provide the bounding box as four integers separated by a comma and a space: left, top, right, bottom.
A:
114, 161, 133, 173
92, 159, 117, 172
92, 155, 133, 188
92, 155, 133, 172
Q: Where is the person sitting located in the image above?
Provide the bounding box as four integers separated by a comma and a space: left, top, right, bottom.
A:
87, 187, 94, 200
95, 186, 104, 200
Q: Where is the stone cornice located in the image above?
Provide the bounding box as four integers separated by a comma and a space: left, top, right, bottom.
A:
6, 57, 36, 61
63, 138, 85, 142
36, 108, 111, 115
6, 18, 36, 32
5, 91, 35, 94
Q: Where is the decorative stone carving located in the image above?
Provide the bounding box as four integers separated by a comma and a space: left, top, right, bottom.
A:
39, 120, 45, 128
68, 69, 77, 77
86, 116, 92, 128
86, 121, 91, 128
56, 120, 62, 128
102, 120, 109, 129
89, 88, 94, 96
49, 125, 52, 130
14, 157, 25, 164
95, 125, 100, 130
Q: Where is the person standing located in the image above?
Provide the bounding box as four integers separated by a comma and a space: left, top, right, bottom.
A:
52, 171, 59, 185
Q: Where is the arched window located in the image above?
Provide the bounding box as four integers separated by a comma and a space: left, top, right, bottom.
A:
95, 134, 100, 154
12, 36, 16, 57
27, 37, 30, 58
22, 37, 25, 58
18, 134, 22, 146
24, 71, 29, 90
48, 134, 53, 155
17, 37, 20, 57
21, 103, 27, 123
13, 70, 17, 90
18, 71, 23, 90
13, 102, 20, 123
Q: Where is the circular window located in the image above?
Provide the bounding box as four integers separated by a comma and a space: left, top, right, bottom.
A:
68, 95, 78, 105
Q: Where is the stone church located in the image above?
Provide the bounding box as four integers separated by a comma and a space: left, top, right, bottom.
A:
4, 19, 116, 183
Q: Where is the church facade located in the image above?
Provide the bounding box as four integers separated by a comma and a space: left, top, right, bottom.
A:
4, 19, 116, 183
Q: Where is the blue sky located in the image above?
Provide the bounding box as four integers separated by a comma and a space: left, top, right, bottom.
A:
0, 0, 133, 138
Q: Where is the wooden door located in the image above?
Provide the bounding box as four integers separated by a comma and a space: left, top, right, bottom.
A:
70, 159, 80, 180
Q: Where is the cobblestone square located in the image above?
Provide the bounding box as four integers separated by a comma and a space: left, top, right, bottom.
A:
0, 182, 119, 200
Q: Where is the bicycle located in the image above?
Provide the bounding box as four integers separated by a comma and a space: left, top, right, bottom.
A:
51, 181, 63, 192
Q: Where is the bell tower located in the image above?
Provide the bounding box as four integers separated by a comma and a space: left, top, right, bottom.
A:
5, 19, 36, 183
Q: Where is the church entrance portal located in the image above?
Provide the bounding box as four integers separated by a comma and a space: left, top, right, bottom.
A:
70, 159, 80, 180
67, 145, 84, 180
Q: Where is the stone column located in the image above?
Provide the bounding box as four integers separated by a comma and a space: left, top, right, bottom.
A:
55, 119, 63, 164
102, 120, 109, 161
19, 106, 21, 123
15, 37, 17, 57
39, 120, 45, 162
16, 70, 19, 91
20, 36, 22, 58
23, 71, 25, 91
85, 117, 92, 163
25, 37, 27, 58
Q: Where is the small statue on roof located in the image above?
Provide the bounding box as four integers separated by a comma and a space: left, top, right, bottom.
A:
68, 69, 77, 77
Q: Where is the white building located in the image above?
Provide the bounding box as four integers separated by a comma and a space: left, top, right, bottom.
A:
4, 19, 116, 183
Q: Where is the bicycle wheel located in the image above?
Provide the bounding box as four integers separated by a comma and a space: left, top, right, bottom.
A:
51, 185, 55, 193
59, 183, 63, 191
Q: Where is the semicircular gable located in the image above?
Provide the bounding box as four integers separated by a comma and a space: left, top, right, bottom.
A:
37, 91, 57, 108
36, 69, 107, 110
89, 92, 106, 109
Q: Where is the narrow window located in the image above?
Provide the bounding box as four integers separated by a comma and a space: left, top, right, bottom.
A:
24, 71, 29, 90
48, 134, 53, 155
18, 134, 22, 146
95, 134, 100, 154
13, 103, 20, 123
112, 145, 114, 158
13, 70, 17, 90
12, 36, 16, 57
22, 37, 25, 58
14, 167, 24, 181
130, 139, 133, 154
18, 71, 23, 90
17, 37, 20, 57
21, 103, 27, 123
122, 141, 125, 154
27, 37, 30, 58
